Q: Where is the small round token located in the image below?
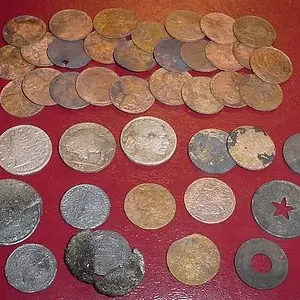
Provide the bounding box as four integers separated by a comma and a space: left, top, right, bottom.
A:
232, 41, 255, 69
227, 126, 275, 170
283, 133, 300, 174
167, 234, 220, 285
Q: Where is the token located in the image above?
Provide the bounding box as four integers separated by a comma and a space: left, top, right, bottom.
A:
283, 133, 300, 174
232, 41, 255, 69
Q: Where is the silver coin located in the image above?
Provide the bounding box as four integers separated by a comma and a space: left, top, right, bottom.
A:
0, 125, 52, 175
120, 116, 177, 166
283, 133, 300, 174
60, 184, 111, 229
5, 243, 57, 293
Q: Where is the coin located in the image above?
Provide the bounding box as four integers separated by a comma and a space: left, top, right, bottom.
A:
0, 78, 43, 117
0, 179, 42, 245
0, 125, 52, 175
227, 126, 275, 170
200, 12, 236, 44
232, 41, 255, 69
233, 16, 276, 47
2, 15, 46, 47
149, 68, 191, 106
5, 244, 57, 292
59, 122, 116, 173
283, 133, 300, 174
239, 74, 283, 111
250, 47, 293, 84
76, 67, 119, 106
180, 40, 217, 72
49, 9, 93, 40
93, 8, 137, 38
235, 238, 288, 289
188, 129, 236, 174
120, 116, 177, 166
182, 77, 224, 114
210, 71, 246, 108
167, 234, 220, 285
154, 38, 190, 72
110, 76, 155, 113
49, 72, 88, 109
60, 184, 111, 229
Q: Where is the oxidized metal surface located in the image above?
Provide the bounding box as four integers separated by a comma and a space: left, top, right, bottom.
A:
232, 41, 255, 69
283, 133, 300, 174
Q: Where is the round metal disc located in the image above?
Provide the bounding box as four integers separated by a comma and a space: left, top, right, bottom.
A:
232, 41, 255, 69
283, 133, 300, 174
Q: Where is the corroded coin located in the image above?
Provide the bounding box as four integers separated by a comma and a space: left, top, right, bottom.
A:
227, 126, 275, 170
49, 9, 93, 41
167, 234, 220, 285
2, 15, 46, 47
76, 67, 119, 106
110, 76, 155, 113
283, 133, 300, 174
250, 47, 293, 84
232, 41, 255, 69
93, 8, 137, 38
59, 122, 116, 173
149, 68, 191, 106
182, 77, 224, 114
120, 116, 177, 166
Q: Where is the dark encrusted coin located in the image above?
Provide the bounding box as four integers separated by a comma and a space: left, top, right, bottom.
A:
283, 133, 300, 174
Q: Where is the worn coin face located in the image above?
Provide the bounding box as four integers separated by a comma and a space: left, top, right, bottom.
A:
49, 9, 93, 41
120, 116, 177, 166
232, 41, 255, 69
189, 129, 236, 174
59, 122, 116, 173
0, 125, 52, 175
227, 126, 275, 170
167, 234, 220, 285
283, 133, 300, 174
5, 244, 57, 293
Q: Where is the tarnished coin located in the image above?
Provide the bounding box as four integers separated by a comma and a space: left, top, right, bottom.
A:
239, 74, 283, 111
110, 76, 155, 113
167, 234, 220, 285
60, 184, 111, 229
93, 8, 137, 38
0, 179, 42, 245
182, 77, 224, 114
188, 129, 236, 174
49, 9, 93, 41
232, 41, 255, 69
250, 47, 293, 83
0, 78, 43, 118
233, 16, 276, 47
149, 68, 191, 106
59, 122, 116, 173
0, 125, 52, 175
227, 126, 275, 170
120, 116, 177, 166
76, 67, 119, 106
283, 133, 300, 174
200, 12, 236, 44
2, 15, 46, 47
5, 244, 57, 293
154, 38, 190, 72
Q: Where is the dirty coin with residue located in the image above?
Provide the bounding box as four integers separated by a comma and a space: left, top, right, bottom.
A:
283, 133, 300, 174
232, 41, 255, 69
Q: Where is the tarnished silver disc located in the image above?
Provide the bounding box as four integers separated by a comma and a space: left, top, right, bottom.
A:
283, 133, 300, 174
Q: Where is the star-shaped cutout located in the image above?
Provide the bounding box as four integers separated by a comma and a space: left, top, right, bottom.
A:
272, 198, 294, 219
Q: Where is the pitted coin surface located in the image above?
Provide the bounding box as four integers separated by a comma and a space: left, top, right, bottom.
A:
283, 133, 300, 174
232, 41, 255, 69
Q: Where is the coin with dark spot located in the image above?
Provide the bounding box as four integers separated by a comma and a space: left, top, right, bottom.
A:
232, 41, 255, 69
283, 133, 300, 174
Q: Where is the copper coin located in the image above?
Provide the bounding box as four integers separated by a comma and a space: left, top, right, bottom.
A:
114, 40, 156, 72
210, 71, 246, 108
76, 67, 119, 106
49, 9, 93, 41
2, 15, 46, 47
239, 74, 283, 111
165, 10, 205, 42
232, 41, 255, 69
110, 76, 155, 114
124, 183, 176, 230
182, 77, 224, 114
131, 21, 170, 53
205, 41, 243, 71
233, 16, 276, 47
0, 45, 34, 80
49, 72, 88, 109
180, 40, 217, 72
227, 126, 276, 170
184, 178, 236, 224
149, 68, 191, 106
167, 234, 220, 285
93, 8, 137, 38
22, 68, 61, 106
0, 78, 43, 118
250, 47, 293, 84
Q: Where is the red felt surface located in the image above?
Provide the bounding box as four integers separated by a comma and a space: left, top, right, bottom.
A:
0, 1, 300, 299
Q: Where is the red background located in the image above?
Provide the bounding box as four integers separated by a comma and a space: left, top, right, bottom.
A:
1, 1, 300, 299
